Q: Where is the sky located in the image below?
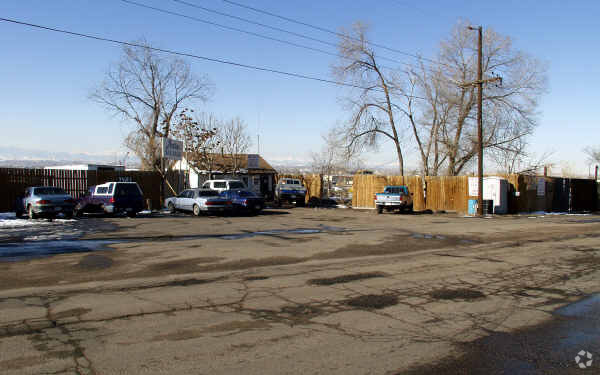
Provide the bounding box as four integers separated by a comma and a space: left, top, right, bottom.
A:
1, 0, 598, 175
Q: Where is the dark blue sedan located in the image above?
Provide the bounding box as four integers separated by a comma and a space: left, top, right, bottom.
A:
220, 190, 264, 215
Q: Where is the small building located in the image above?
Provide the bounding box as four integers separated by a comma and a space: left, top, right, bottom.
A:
174, 154, 277, 199
44, 164, 125, 171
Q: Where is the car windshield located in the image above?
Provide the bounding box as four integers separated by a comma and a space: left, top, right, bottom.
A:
115, 184, 142, 196
198, 190, 220, 197
34, 187, 67, 195
229, 182, 245, 189
385, 187, 407, 194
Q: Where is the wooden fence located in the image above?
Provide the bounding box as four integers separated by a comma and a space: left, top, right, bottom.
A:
352, 174, 598, 213
0, 168, 186, 212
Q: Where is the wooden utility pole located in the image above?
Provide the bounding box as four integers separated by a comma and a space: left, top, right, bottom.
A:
463, 25, 501, 216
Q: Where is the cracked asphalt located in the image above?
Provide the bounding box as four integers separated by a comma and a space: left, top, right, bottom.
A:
0, 208, 599, 374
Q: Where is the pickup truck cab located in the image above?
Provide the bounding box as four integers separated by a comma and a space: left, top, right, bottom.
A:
75, 182, 145, 217
275, 178, 307, 207
374, 185, 413, 214
201, 179, 246, 193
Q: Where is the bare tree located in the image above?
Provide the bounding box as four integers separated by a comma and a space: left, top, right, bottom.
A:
584, 146, 600, 165
91, 41, 213, 171
218, 117, 252, 175
333, 23, 407, 176
171, 110, 221, 180
311, 129, 345, 195
414, 20, 548, 175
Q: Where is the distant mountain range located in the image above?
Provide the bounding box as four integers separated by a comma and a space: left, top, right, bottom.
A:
0, 146, 136, 168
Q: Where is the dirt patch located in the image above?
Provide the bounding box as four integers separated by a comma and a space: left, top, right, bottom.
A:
77, 254, 114, 270
308, 272, 386, 285
196, 256, 304, 272
429, 288, 486, 301
51, 307, 92, 320
280, 304, 322, 317
244, 276, 270, 281
204, 320, 272, 333
345, 294, 399, 309
148, 257, 224, 272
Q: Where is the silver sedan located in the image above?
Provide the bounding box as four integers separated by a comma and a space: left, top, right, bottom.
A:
165, 189, 232, 216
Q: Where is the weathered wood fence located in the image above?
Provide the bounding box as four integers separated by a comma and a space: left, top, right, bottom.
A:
0, 168, 186, 212
352, 174, 598, 213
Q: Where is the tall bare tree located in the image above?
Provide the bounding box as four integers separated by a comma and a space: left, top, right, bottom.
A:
91, 41, 213, 171
333, 23, 406, 176
410, 21, 548, 175
218, 117, 252, 175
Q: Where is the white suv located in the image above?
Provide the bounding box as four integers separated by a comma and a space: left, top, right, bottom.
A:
201, 179, 247, 193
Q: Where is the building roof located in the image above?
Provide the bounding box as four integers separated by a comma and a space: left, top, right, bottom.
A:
182, 154, 276, 174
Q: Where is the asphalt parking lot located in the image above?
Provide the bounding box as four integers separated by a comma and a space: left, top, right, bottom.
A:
1, 208, 599, 374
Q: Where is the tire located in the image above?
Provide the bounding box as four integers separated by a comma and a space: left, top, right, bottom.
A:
127, 211, 137, 218
407, 204, 413, 213
376, 205, 383, 214
28, 205, 37, 220
193, 204, 201, 216
64, 211, 73, 219
168, 202, 175, 214
295, 200, 305, 207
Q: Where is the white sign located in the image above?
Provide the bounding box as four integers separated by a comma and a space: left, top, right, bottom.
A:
247, 154, 260, 169
468, 177, 479, 196
536, 177, 545, 196
161, 137, 183, 160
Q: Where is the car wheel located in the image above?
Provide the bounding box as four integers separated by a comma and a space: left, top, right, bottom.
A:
193, 204, 201, 216
127, 211, 137, 218
64, 211, 73, 219
168, 202, 175, 214
28, 205, 36, 219
296, 199, 305, 207
15, 209, 23, 219
376, 205, 383, 214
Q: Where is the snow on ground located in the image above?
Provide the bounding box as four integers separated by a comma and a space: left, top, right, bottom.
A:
0, 212, 76, 228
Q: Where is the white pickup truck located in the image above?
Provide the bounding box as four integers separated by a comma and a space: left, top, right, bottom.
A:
374, 185, 414, 214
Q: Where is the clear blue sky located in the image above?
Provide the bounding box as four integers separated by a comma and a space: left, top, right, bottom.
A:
1, 1, 598, 174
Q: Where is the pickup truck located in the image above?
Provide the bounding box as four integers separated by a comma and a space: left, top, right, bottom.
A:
374, 185, 413, 214
275, 178, 307, 207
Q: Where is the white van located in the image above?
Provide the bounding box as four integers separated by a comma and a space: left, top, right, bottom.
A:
201, 179, 247, 193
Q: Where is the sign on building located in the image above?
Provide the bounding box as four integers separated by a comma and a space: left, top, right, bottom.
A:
161, 137, 183, 160
247, 154, 260, 169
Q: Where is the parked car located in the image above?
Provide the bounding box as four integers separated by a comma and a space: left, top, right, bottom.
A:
74, 182, 145, 217
201, 179, 247, 193
374, 185, 413, 214
220, 190, 264, 215
275, 178, 307, 207
15, 186, 76, 219
165, 188, 232, 216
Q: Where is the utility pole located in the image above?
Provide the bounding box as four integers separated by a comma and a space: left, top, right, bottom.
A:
463, 25, 501, 216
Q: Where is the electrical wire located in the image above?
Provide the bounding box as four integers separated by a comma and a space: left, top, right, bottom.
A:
170, 0, 417, 67
120, 0, 398, 70
218, 0, 443, 67
0, 16, 429, 100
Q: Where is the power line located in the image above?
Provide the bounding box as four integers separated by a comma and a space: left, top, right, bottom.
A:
0, 17, 429, 100
170, 0, 412, 67
120, 0, 396, 70
218, 0, 442, 66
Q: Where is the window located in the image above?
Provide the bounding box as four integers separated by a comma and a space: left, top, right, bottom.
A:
35, 187, 67, 195
108, 183, 115, 194
202, 182, 210, 189
198, 190, 219, 197
179, 190, 189, 198
229, 181, 245, 189
96, 186, 109, 194
115, 183, 142, 197
214, 182, 226, 189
